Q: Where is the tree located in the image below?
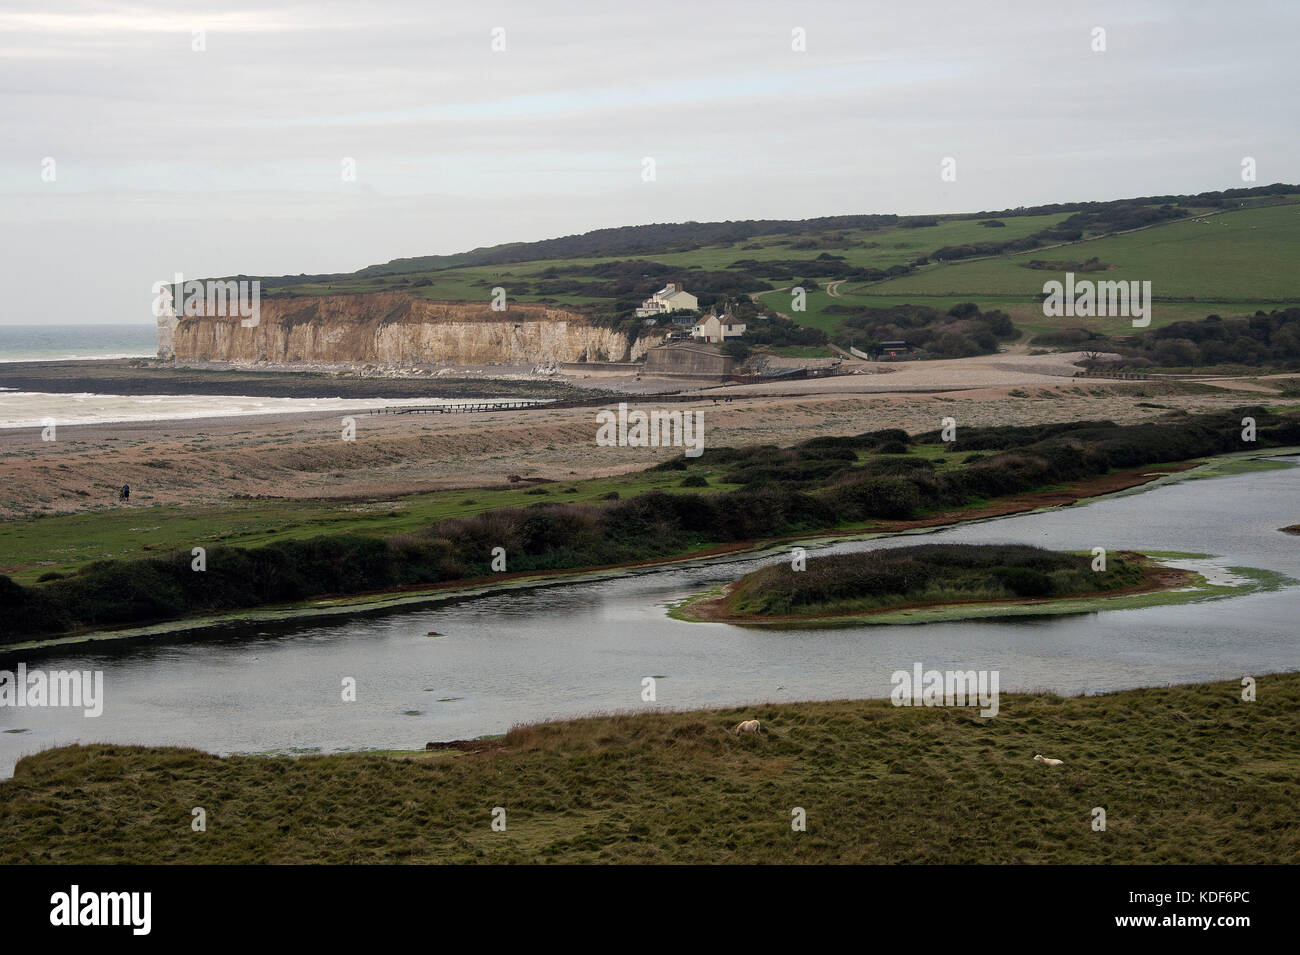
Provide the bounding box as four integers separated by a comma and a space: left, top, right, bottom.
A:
721, 340, 750, 362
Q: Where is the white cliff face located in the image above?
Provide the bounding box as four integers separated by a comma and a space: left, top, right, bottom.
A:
372, 319, 648, 364
156, 311, 178, 360
164, 291, 659, 365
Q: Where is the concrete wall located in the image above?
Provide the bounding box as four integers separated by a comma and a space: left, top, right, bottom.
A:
643, 342, 735, 378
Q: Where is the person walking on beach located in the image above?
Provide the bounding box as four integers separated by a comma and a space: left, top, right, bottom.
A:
119, 483, 130, 502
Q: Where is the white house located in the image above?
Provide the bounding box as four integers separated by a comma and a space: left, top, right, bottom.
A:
635, 282, 698, 318
690, 312, 746, 343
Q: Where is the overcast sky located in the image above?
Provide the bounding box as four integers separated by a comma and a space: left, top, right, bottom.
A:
1, 0, 1297, 325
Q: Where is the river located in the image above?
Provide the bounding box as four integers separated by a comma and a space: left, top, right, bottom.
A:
2, 458, 1297, 777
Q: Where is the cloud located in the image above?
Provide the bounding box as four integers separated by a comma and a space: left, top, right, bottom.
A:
0, 0, 1297, 323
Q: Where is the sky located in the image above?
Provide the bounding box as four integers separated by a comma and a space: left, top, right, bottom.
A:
1, 0, 1297, 324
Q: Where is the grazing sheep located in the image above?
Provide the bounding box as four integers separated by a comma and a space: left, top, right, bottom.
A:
734, 719, 762, 735
1034, 754, 1064, 766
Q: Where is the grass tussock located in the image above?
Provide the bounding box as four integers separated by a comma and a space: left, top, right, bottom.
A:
1, 674, 1296, 864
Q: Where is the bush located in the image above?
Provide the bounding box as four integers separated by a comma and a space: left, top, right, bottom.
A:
992, 566, 1054, 597
720, 340, 750, 361
648, 458, 688, 471
833, 476, 922, 520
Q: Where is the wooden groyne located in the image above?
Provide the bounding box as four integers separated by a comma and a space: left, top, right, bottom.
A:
369, 400, 551, 415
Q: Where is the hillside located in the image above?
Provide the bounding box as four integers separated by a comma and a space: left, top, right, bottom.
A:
227, 184, 1300, 355
846, 201, 1300, 338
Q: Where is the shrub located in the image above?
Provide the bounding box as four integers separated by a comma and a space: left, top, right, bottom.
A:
992, 566, 1054, 597
833, 476, 922, 520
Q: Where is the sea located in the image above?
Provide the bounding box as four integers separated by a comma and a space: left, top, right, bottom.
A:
0, 323, 155, 362
0, 324, 523, 428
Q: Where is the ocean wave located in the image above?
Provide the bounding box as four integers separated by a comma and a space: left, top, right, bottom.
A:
0, 392, 529, 429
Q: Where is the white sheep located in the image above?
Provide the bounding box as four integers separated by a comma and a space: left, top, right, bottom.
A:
1034, 754, 1064, 766
734, 719, 762, 735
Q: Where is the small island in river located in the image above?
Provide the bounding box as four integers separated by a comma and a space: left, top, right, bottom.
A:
674, 543, 1199, 626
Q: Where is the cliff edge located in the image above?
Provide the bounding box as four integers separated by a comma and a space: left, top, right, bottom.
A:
160, 291, 657, 366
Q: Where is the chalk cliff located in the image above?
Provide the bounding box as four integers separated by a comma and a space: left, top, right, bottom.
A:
160, 292, 657, 365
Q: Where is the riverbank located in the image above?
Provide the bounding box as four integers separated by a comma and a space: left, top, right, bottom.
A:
3, 446, 1296, 655
4, 672, 1295, 864
0, 452, 1258, 654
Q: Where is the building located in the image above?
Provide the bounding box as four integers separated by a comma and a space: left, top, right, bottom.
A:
635, 282, 698, 318
644, 341, 735, 378
690, 312, 747, 343
879, 340, 912, 358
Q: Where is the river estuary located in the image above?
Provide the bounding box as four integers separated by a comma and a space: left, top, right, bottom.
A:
2, 457, 1297, 778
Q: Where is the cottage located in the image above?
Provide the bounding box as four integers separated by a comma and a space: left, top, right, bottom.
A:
690, 312, 747, 343
635, 282, 699, 318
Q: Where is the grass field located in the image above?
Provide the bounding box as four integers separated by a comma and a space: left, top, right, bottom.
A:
3, 673, 1294, 863
266, 214, 1076, 309
0, 438, 1010, 585
833, 202, 1300, 337
258, 196, 1300, 346
268, 213, 1077, 302
0, 468, 745, 584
